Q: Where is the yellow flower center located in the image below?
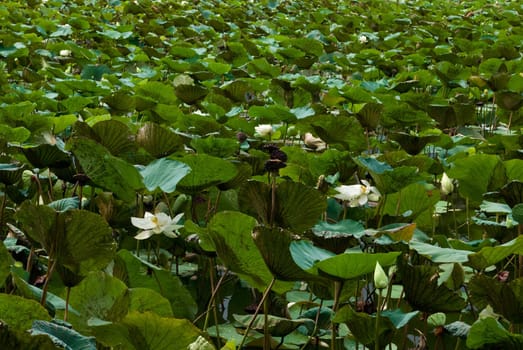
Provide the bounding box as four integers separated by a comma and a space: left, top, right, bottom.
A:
151, 216, 159, 225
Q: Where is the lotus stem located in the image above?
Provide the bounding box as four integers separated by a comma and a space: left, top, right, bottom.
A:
270, 173, 276, 227
239, 277, 276, 349
264, 291, 270, 350
202, 258, 221, 348
331, 280, 343, 350
0, 193, 6, 239
41, 258, 57, 306
375, 289, 383, 350
64, 286, 71, 322
299, 299, 324, 350
194, 269, 228, 326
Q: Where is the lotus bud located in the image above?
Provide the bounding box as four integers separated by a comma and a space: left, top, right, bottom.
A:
440, 172, 454, 195
374, 262, 388, 290
358, 35, 368, 44
427, 312, 446, 327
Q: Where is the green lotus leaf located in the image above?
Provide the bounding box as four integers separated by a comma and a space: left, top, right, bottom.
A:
356, 102, 383, 130
275, 181, 327, 232
409, 241, 471, 263
233, 314, 311, 337
383, 183, 440, 219
139, 157, 191, 193
0, 241, 12, 288
30, 320, 96, 350
67, 271, 129, 330
311, 219, 365, 254
248, 105, 296, 124
135, 81, 178, 105
175, 154, 237, 194
398, 260, 466, 313
68, 137, 143, 202
332, 305, 394, 348
447, 154, 507, 204
381, 309, 420, 329
315, 251, 400, 281
239, 180, 326, 232
0, 294, 51, 330
495, 91, 523, 111
0, 163, 25, 185
470, 274, 523, 325
136, 122, 184, 158
102, 91, 136, 113
309, 114, 366, 152
91, 120, 136, 156
389, 132, 440, 155
129, 288, 173, 317
466, 317, 523, 349
499, 180, 523, 207
16, 202, 116, 277
467, 236, 523, 271
21, 144, 71, 169
92, 311, 203, 350
46, 198, 81, 214
190, 136, 239, 158
289, 240, 335, 276
253, 225, 321, 282
113, 250, 197, 320
222, 80, 255, 102
175, 84, 208, 104
207, 211, 293, 294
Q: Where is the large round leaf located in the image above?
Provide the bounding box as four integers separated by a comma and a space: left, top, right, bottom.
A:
91, 311, 203, 350
0, 294, 51, 330
113, 250, 197, 320
92, 120, 136, 156
447, 154, 507, 203
67, 271, 129, 330
253, 225, 321, 282
208, 211, 293, 293
275, 181, 327, 232
68, 137, 143, 202
0, 163, 25, 185
136, 122, 184, 158
16, 202, 116, 278
175, 154, 237, 194
139, 157, 191, 193
239, 180, 326, 232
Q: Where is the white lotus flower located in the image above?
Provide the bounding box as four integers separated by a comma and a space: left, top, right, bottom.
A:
131, 211, 184, 240
59, 49, 72, 57
254, 124, 273, 137
440, 172, 454, 195
359, 35, 368, 44
334, 180, 381, 207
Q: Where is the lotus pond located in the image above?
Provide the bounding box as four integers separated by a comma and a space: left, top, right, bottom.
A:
1, 0, 523, 349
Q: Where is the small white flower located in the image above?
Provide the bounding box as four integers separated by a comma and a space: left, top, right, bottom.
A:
440, 172, 454, 195
334, 180, 381, 207
59, 49, 72, 57
131, 211, 184, 240
358, 35, 368, 44
254, 124, 273, 138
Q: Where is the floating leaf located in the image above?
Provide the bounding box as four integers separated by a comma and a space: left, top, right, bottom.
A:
139, 157, 191, 193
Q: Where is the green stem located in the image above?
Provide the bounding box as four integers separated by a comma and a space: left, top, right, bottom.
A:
375, 289, 383, 350
264, 292, 270, 350
239, 278, 276, 349
41, 258, 57, 306
331, 280, 343, 350
270, 174, 276, 227
64, 286, 71, 322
